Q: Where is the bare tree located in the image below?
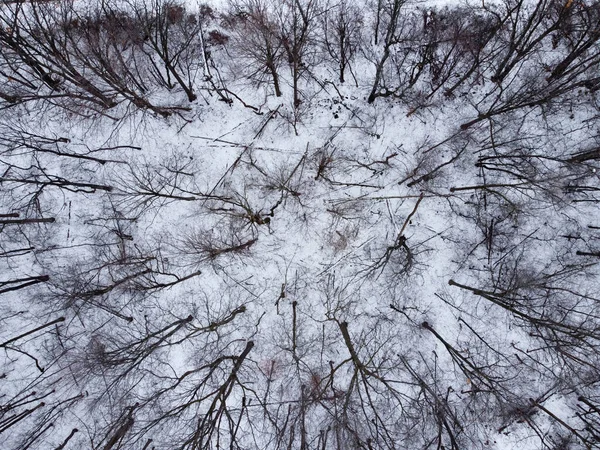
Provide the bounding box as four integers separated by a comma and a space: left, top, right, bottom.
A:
226, 0, 285, 97
321, 1, 363, 85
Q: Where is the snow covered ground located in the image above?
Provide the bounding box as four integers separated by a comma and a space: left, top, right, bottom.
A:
1, 0, 600, 449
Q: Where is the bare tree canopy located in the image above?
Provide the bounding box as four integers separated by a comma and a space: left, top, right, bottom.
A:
2, 0, 600, 449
